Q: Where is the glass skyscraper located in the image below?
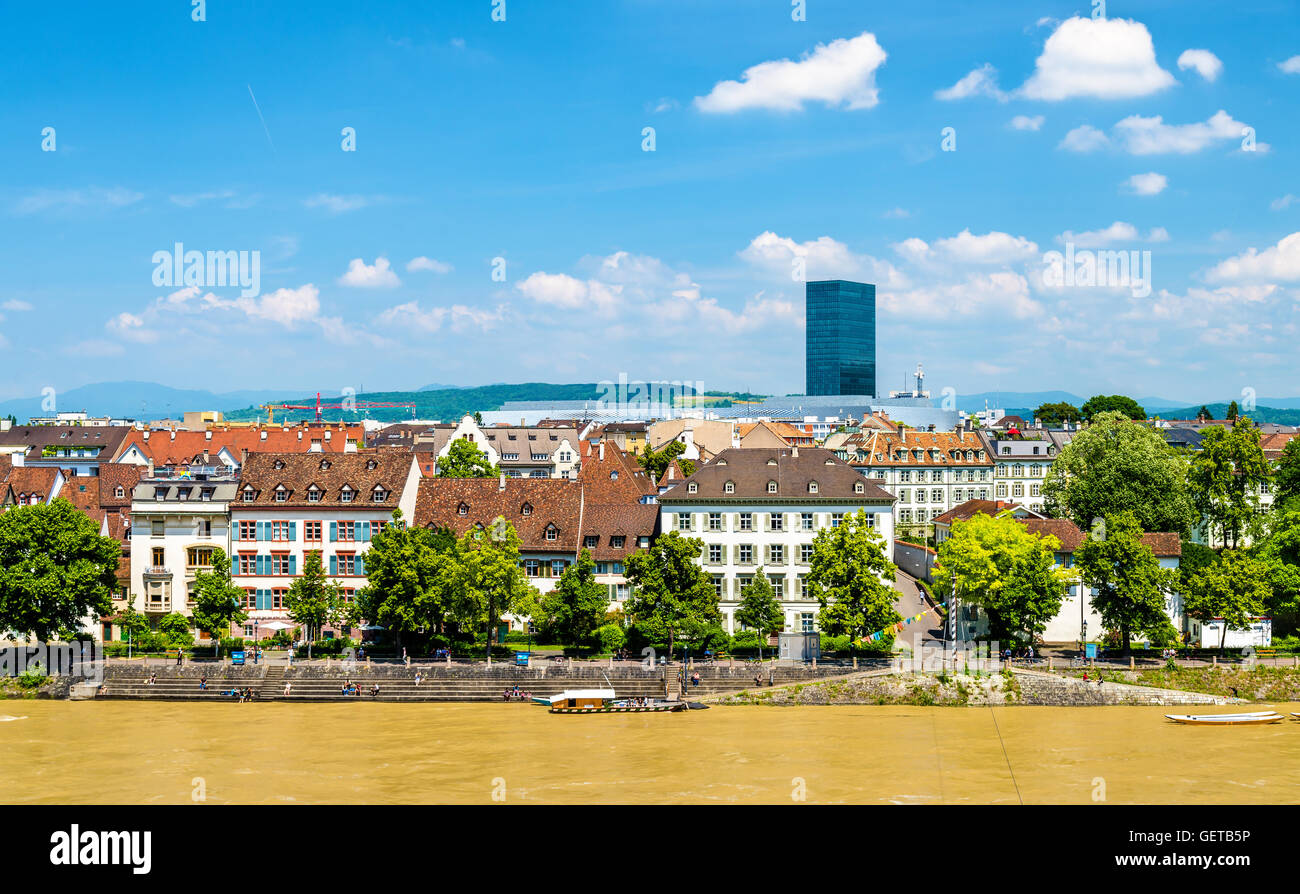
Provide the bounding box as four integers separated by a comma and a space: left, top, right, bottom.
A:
805, 280, 876, 396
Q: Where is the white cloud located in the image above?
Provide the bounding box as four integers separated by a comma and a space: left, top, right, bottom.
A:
1, 300, 33, 311
1009, 115, 1045, 131
233, 284, 322, 326
515, 271, 622, 313
376, 301, 506, 333
1019, 16, 1176, 100
882, 272, 1042, 320
935, 64, 1007, 101
1205, 231, 1300, 282
303, 194, 378, 213
694, 31, 887, 113
107, 312, 157, 343
1056, 221, 1168, 248
892, 230, 1038, 266
882, 207, 911, 219
1113, 109, 1249, 155
14, 187, 143, 215
1177, 49, 1223, 82
739, 232, 907, 287
1059, 125, 1110, 152
1270, 195, 1297, 211
339, 257, 401, 288
406, 256, 453, 274
1278, 56, 1300, 74
1125, 172, 1168, 196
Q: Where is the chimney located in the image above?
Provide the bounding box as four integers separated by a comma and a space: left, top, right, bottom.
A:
240, 448, 248, 466
499, 472, 506, 492
143, 431, 150, 441
202, 448, 209, 464
169, 430, 176, 441
791, 445, 798, 458
598, 441, 605, 461
205, 430, 212, 441
146, 458, 154, 477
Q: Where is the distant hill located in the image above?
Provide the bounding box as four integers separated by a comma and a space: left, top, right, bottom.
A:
0, 381, 317, 421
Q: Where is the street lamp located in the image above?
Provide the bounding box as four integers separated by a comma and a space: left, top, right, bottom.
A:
253, 619, 259, 663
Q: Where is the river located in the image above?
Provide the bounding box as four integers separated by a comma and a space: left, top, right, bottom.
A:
3, 702, 1299, 804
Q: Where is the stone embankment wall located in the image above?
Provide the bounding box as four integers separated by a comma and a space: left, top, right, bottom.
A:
1011, 670, 1236, 706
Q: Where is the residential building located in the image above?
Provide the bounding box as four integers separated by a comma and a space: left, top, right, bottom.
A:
806, 280, 876, 397
414, 415, 581, 479
976, 428, 1072, 514
0, 459, 66, 507
658, 447, 895, 635
114, 422, 365, 469
61, 462, 144, 605
229, 451, 421, 639
646, 418, 736, 463
0, 424, 131, 477
839, 426, 994, 534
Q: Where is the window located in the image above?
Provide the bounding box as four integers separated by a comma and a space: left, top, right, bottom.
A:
931, 489, 942, 502
801, 512, 813, 531
808, 481, 819, 494
551, 559, 566, 577
900, 509, 913, 523
152, 519, 165, 537
638, 536, 650, 548
338, 522, 356, 542
831, 513, 844, 527
340, 486, 354, 503
708, 544, 723, 564
305, 521, 322, 541
1030, 484, 1041, 497
724, 480, 735, 494
770, 544, 785, 564
524, 560, 539, 577
239, 521, 256, 541
1012, 483, 1024, 497
336, 553, 357, 576
739, 513, 753, 531
152, 547, 166, 566
769, 513, 784, 532
767, 480, 777, 494
522, 503, 533, 516
274, 486, 288, 503
916, 490, 926, 502
271, 553, 292, 576
366, 459, 378, 470
687, 482, 698, 494
372, 486, 387, 503
738, 545, 754, 564
242, 487, 255, 502
458, 503, 469, 516
997, 484, 1008, 497
900, 470, 911, 483
545, 525, 558, 541
854, 481, 864, 493
800, 613, 815, 633
677, 513, 691, 531
272, 521, 292, 541
712, 575, 724, 599
187, 547, 213, 569
307, 486, 321, 503
238, 553, 256, 576
585, 535, 599, 548
114, 486, 125, 499
708, 512, 722, 531
610, 536, 625, 548
768, 575, 784, 600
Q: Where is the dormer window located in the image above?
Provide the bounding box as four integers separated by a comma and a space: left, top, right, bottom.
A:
273, 460, 285, 470
372, 486, 387, 502
307, 485, 322, 503
340, 485, 354, 503
320, 460, 331, 470
115, 486, 125, 499
242, 486, 255, 502
854, 481, 865, 493
367, 459, 378, 470
724, 480, 735, 494
521, 502, 533, 516
609, 471, 618, 480
767, 458, 777, 465
716, 459, 727, 466
274, 486, 288, 503
545, 524, 557, 541
808, 481, 819, 494
687, 482, 698, 494
767, 480, 778, 494
458, 502, 469, 516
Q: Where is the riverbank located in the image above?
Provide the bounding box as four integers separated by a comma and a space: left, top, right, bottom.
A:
709, 668, 1241, 707
1060, 665, 1300, 702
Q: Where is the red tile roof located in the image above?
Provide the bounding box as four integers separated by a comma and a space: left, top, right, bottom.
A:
115, 423, 366, 467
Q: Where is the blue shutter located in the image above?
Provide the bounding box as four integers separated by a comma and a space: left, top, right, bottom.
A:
357, 555, 366, 576
256, 522, 266, 541
289, 521, 296, 541
289, 554, 297, 576
329, 554, 338, 576
330, 521, 338, 542
361, 521, 371, 542
231, 555, 238, 575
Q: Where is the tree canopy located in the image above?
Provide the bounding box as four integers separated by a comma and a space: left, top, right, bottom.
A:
1183, 550, 1270, 650
1042, 411, 1196, 536
1186, 418, 1271, 549
624, 531, 721, 656
1033, 401, 1082, 426
357, 512, 459, 648
437, 437, 500, 478
1080, 394, 1146, 422
807, 511, 899, 647
285, 549, 341, 655
934, 513, 1073, 645
735, 567, 784, 658
0, 499, 120, 641
1073, 511, 1176, 652
444, 518, 535, 659
1274, 438, 1300, 509
190, 547, 247, 654
540, 548, 610, 647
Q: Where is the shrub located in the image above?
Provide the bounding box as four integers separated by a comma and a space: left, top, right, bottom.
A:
594, 623, 626, 653
1146, 621, 1181, 648
731, 630, 764, 653
17, 663, 47, 688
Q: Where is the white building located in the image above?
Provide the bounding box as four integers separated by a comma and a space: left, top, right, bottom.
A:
658, 447, 896, 635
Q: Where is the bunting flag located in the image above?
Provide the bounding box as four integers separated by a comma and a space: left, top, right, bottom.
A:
853, 602, 948, 647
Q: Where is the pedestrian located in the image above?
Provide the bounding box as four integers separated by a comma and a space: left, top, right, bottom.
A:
1096, 673, 1104, 687
754, 672, 763, 687
199, 675, 207, 691
691, 671, 701, 687
284, 681, 292, 696
414, 671, 422, 686
371, 683, 380, 698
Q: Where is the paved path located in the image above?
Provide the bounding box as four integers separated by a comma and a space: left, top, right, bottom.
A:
893, 569, 946, 644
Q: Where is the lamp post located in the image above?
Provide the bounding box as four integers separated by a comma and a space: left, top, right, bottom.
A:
253, 619, 259, 664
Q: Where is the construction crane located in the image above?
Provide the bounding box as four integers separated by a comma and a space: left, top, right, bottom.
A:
260, 392, 417, 424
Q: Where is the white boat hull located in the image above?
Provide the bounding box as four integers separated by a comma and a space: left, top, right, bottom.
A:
1166, 711, 1286, 726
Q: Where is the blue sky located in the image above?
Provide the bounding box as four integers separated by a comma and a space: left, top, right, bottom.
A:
1, 0, 1298, 404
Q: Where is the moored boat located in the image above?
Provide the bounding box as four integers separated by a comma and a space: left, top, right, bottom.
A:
1165, 711, 1286, 726
534, 689, 701, 713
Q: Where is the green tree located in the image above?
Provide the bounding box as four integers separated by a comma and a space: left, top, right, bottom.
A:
1183, 551, 1270, 651
1252, 508, 1300, 636
540, 549, 610, 647
1073, 512, 1177, 653
158, 611, 194, 648
1197, 405, 1211, 422
285, 550, 341, 658
1080, 395, 1146, 422
0, 499, 120, 641
190, 547, 247, 656
807, 511, 900, 649
1187, 418, 1272, 549
1033, 401, 1082, 426
1226, 400, 1239, 421
437, 437, 499, 478
934, 513, 1073, 646
445, 518, 534, 660
1042, 411, 1196, 535
735, 567, 784, 659
624, 531, 721, 658
639, 440, 687, 481
358, 511, 459, 650
1274, 438, 1300, 508
113, 594, 150, 650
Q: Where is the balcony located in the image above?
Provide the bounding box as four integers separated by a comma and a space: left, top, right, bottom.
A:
143, 566, 172, 578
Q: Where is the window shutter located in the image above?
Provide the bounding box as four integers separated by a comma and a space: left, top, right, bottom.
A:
357, 555, 366, 575
289, 521, 296, 540
231, 555, 238, 574
289, 554, 297, 576
330, 521, 338, 542
330, 554, 338, 576
255, 522, 264, 541
362, 521, 371, 542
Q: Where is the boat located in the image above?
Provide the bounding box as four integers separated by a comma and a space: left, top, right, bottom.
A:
533, 688, 703, 713
1165, 711, 1286, 726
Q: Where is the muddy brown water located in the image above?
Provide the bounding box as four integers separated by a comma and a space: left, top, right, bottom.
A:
3, 701, 1298, 804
